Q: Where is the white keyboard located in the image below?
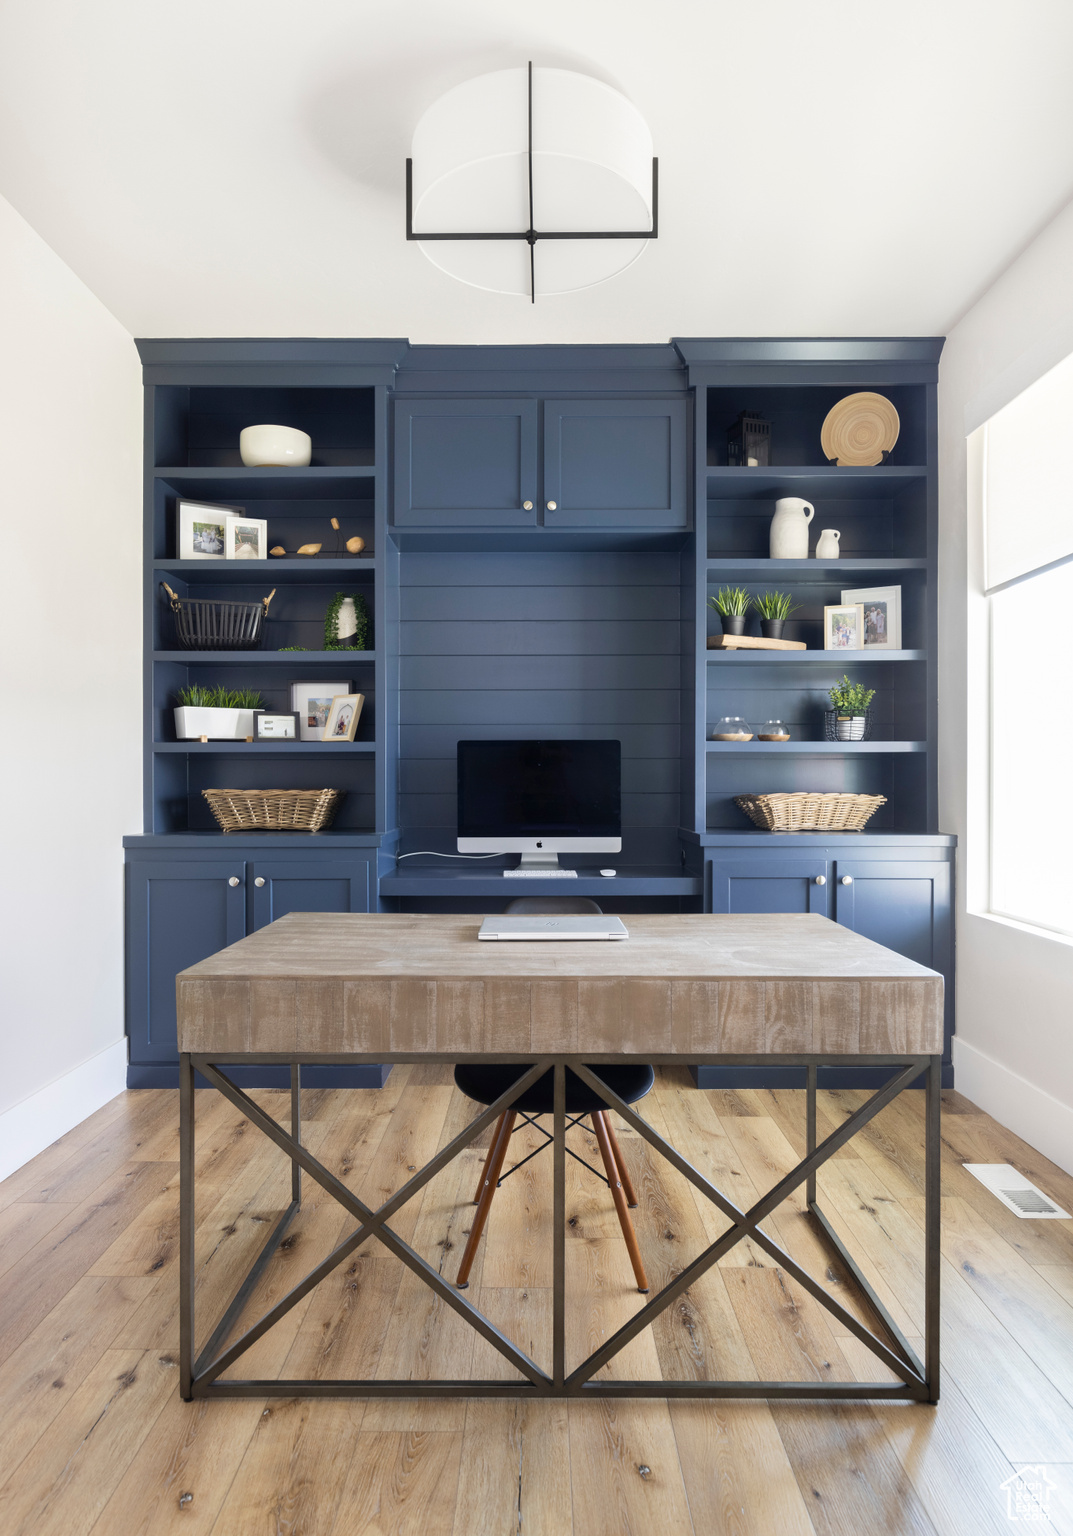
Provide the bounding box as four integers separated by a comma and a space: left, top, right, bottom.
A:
502, 868, 579, 878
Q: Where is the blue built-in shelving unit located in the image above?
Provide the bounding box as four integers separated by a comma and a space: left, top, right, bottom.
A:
124, 337, 954, 1089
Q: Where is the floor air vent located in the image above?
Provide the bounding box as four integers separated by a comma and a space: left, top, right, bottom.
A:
964, 1163, 1071, 1220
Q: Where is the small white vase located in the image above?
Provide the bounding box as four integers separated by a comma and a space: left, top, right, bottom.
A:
239, 424, 312, 468
815, 529, 841, 558
769, 498, 815, 559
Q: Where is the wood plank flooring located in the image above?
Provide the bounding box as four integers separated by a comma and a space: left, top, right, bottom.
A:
1, 1069, 1072, 1534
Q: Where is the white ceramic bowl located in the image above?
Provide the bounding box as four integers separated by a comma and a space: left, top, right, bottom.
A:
239, 423, 312, 468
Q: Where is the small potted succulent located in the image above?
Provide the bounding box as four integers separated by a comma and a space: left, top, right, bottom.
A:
174, 684, 265, 741
708, 585, 751, 636
753, 589, 799, 640
826, 676, 876, 742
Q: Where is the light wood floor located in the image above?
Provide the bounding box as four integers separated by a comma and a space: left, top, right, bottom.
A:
1, 1069, 1073, 1535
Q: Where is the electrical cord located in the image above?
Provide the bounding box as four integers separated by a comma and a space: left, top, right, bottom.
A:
395, 850, 504, 861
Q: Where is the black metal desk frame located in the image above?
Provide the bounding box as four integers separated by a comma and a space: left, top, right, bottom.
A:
179, 1051, 941, 1403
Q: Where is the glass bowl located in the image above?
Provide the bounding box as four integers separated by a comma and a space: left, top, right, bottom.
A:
757, 720, 791, 741
711, 717, 754, 741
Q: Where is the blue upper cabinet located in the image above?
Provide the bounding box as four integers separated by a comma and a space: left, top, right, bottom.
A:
543, 398, 689, 528
394, 398, 539, 526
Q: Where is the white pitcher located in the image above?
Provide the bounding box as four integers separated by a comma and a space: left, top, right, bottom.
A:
815, 529, 841, 559
769, 498, 814, 559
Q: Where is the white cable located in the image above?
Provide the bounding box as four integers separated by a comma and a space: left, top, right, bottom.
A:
395, 850, 504, 860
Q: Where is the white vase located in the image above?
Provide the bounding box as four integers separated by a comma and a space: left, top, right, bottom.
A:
239, 424, 312, 468
815, 529, 841, 558
769, 498, 815, 559
174, 706, 255, 740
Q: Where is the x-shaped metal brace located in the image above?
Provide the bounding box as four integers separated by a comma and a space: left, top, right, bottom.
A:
179, 1053, 940, 1401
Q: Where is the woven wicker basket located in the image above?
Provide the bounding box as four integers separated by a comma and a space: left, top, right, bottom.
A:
203, 787, 343, 833
735, 792, 886, 833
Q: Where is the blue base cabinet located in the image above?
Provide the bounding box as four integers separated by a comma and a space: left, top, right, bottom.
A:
693, 835, 955, 1089
124, 843, 387, 1089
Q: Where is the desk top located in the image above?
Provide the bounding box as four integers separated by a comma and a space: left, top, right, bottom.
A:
177, 912, 943, 1057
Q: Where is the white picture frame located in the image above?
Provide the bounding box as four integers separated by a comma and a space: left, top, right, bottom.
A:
841, 585, 902, 650
225, 514, 268, 561
177, 499, 243, 560
824, 603, 865, 651
290, 680, 353, 742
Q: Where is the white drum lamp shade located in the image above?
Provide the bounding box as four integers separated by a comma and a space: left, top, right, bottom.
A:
408, 66, 656, 298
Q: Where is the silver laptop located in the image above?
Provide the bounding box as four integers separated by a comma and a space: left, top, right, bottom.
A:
478, 914, 629, 941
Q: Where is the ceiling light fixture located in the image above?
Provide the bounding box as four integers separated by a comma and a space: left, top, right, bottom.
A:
406, 63, 657, 302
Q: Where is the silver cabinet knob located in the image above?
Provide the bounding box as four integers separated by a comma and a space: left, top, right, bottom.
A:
546, 500, 557, 511
814, 875, 826, 886
254, 877, 265, 888
228, 876, 241, 887
841, 875, 853, 885
522, 500, 533, 511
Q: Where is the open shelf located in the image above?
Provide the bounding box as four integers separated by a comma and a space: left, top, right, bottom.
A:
705, 740, 925, 754
705, 467, 927, 493
154, 742, 376, 754
706, 558, 926, 575
153, 559, 375, 584
707, 649, 924, 663
154, 467, 376, 500
153, 650, 376, 663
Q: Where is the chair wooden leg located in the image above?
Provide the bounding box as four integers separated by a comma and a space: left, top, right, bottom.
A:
456, 1110, 516, 1289
602, 1114, 639, 1207
472, 1113, 507, 1204
591, 1111, 648, 1293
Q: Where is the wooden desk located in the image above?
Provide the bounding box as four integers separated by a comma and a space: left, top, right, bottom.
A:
177, 912, 943, 1403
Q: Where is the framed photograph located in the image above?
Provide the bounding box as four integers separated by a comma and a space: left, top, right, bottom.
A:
824, 603, 865, 651
323, 693, 365, 742
290, 680, 353, 742
177, 499, 243, 560
225, 515, 268, 561
841, 585, 902, 650
252, 710, 300, 742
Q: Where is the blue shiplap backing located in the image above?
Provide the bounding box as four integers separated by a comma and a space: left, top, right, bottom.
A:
398, 551, 681, 853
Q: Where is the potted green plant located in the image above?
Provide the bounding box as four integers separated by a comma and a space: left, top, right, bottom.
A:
826, 676, 876, 742
708, 585, 752, 637
174, 684, 265, 741
753, 589, 799, 641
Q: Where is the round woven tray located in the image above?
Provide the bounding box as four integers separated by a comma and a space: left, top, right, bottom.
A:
820, 392, 900, 466
203, 788, 342, 832
735, 792, 886, 833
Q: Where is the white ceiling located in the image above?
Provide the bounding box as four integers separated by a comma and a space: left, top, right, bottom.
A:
1, 0, 1072, 343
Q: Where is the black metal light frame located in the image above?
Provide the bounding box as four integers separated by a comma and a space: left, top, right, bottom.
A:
406, 61, 659, 303
179, 1050, 941, 1402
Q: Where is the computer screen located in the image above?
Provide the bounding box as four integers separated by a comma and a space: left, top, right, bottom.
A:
457, 739, 621, 843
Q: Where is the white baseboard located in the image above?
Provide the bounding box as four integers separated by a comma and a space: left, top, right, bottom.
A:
952, 1037, 1073, 1177
0, 1038, 128, 1183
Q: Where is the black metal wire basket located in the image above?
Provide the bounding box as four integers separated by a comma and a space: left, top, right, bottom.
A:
823, 708, 874, 742
161, 582, 275, 651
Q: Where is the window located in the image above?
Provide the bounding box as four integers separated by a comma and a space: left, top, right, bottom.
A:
982, 354, 1073, 939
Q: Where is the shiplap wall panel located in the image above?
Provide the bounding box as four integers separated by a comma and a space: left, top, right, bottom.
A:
399, 551, 681, 845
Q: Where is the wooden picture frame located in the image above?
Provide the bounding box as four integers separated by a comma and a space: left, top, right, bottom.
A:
823, 603, 864, 651
177, 499, 244, 560
322, 694, 365, 742
252, 710, 300, 742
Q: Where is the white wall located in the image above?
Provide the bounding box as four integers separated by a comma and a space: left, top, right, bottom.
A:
0, 192, 141, 1177
939, 196, 1073, 1176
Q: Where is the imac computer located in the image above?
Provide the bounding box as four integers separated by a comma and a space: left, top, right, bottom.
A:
457, 739, 621, 877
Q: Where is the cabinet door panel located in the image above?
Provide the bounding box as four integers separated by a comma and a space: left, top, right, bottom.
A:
127, 859, 245, 1064
710, 857, 829, 916
394, 398, 538, 526
544, 398, 688, 527
833, 859, 954, 1055
250, 858, 370, 929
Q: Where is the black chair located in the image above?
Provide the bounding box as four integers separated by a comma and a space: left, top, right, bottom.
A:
453, 897, 654, 1293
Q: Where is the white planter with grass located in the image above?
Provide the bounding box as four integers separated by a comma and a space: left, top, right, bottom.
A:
174, 706, 256, 740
